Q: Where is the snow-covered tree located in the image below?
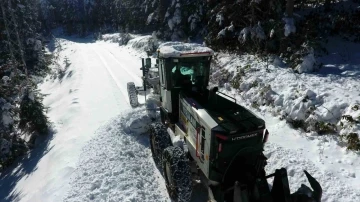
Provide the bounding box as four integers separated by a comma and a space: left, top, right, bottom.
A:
0, 0, 50, 171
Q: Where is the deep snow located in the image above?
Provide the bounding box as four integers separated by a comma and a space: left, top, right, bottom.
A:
63, 109, 170, 202
0, 34, 359, 202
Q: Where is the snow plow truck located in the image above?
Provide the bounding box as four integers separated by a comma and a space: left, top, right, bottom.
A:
126, 42, 322, 202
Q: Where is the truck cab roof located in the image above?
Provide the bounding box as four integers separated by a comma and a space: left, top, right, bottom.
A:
158, 42, 214, 58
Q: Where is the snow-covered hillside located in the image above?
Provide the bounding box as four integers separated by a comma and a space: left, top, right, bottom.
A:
211, 37, 360, 201
0, 34, 359, 202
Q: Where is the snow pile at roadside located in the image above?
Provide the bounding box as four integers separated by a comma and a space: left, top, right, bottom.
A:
101, 33, 161, 54
211, 48, 360, 146
127, 34, 160, 53
64, 108, 169, 202
101, 33, 122, 42
101, 32, 159, 47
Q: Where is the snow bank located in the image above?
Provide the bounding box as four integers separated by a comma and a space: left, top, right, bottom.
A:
64, 108, 169, 202
64, 107, 208, 201
211, 51, 360, 144
158, 42, 214, 58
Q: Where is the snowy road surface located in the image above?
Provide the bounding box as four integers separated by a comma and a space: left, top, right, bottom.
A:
0, 35, 359, 202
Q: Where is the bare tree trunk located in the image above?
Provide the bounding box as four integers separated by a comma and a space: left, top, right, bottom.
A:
325, 0, 331, 12
286, 0, 294, 17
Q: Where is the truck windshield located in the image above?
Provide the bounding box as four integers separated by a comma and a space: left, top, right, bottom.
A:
171, 61, 207, 87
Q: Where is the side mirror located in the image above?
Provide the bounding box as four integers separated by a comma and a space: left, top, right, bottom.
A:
145, 58, 151, 69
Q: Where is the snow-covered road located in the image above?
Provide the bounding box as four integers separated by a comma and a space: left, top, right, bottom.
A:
0, 37, 151, 202
1, 35, 359, 202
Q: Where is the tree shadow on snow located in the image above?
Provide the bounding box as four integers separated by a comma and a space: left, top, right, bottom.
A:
0, 129, 55, 202
314, 37, 360, 79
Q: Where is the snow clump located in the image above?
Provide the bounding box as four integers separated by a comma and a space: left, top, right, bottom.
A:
123, 114, 153, 135
295, 48, 316, 73
216, 13, 224, 26
284, 17, 296, 37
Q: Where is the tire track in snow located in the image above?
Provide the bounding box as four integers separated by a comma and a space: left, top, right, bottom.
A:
105, 49, 143, 84
92, 48, 131, 106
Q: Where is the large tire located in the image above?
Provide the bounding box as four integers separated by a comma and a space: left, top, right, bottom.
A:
149, 123, 172, 167
127, 82, 138, 107
162, 146, 192, 202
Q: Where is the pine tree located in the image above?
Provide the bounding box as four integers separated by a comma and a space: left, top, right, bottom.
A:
0, 0, 50, 170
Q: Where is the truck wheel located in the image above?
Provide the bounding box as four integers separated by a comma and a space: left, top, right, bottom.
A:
162, 146, 192, 202
127, 82, 138, 107
149, 123, 171, 167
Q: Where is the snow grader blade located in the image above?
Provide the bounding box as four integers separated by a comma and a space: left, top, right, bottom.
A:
267, 168, 322, 202
205, 168, 322, 202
